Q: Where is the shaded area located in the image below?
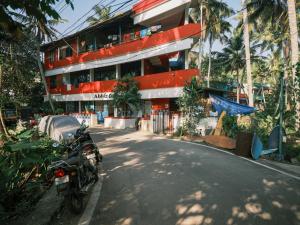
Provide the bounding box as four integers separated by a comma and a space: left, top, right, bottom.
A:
89, 129, 300, 225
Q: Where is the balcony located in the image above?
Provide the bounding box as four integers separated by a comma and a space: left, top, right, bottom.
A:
132, 0, 168, 14
48, 69, 198, 95
132, 0, 192, 25
44, 23, 200, 72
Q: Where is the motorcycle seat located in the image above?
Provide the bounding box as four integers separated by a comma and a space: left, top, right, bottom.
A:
65, 155, 80, 166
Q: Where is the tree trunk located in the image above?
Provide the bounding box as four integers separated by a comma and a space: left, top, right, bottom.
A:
287, 0, 299, 129
0, 64, 10, 140
242, 0, 254, 107
207, 37, 213, 88
36, 47, 55, 114
283, 41, 290, 109
236, 69, 240, 104
198, 2, 203, 78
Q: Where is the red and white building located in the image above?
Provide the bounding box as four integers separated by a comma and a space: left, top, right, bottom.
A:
41, 0, 201, 130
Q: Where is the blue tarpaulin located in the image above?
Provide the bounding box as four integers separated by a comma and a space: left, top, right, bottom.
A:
209, 94, 255, 116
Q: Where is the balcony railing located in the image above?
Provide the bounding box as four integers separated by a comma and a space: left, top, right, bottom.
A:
132, 0, 168, 14
48, 69, 198, 95
44, 23, 200, 70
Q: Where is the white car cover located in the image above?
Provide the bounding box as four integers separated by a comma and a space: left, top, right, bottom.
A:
38, 115, 81, 142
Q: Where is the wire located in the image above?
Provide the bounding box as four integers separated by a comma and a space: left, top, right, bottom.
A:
60, 0, 109, 36
62, 0, 136, 37
43, 0, 136, 55
70, 6, 249, 68
46, 3, 294, 70
44, 3, 245, 61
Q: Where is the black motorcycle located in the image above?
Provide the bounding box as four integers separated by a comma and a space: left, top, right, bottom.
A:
49, 138, 99, 214
69, 122, 103, 163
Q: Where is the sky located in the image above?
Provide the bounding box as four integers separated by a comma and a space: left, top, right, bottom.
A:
54, 0, 242, 51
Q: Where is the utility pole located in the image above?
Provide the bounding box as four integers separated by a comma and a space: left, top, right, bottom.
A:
242, 0, 254, 107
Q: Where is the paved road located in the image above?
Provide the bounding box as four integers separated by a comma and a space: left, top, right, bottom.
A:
54, 128, 300, 225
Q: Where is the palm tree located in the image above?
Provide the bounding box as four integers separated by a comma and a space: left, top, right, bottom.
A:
204, 1, 233, 88
189, 0, 233, 83
86, 5, 111, 25
287, 0, 299, 129
214, 33, 259, 103
247, 0, 299, 127
242, 0, 254, 107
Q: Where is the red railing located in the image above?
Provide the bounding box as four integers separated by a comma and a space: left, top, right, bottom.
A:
132, 0, 168, 14
48, 69, 199, 95
45, 23, 201, 70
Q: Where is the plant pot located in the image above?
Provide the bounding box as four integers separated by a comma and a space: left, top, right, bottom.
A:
235, 131, 253, 158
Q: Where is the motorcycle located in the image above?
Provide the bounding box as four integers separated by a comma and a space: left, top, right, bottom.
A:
49, 136, 99, 214
69, 121, 103, 163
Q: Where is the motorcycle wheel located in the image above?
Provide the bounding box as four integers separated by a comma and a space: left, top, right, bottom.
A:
68, 193, 83, 214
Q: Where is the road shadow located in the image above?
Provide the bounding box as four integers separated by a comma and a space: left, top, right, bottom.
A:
89, 129, 300, 225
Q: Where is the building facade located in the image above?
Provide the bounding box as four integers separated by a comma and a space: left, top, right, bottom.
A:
42, 0, 201, 129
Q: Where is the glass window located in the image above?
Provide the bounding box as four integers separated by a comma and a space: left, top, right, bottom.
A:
50, 76, 57, 89
94, 66, 116, 81
70, 70, 90, 88
79, 35, 96, 53
81, 101, 95, 113
66, 101, 79, 113
59, 46, 72, 60
121, 60, 141, 78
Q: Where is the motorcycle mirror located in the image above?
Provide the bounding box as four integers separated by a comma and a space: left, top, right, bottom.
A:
52, 142, 60, 148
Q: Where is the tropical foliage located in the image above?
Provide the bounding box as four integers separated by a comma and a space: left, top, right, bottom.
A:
177, 77, 205, 136
112, 76, 141, 117
0, 128, 63, 220
86, 5, 112, 25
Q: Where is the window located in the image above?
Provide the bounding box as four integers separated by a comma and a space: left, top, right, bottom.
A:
94, 66, 116, 81
70, 70, 90, 88
81, 101, 95, 113
79, 35, 96, 53
66, 101, 79, 113
121, 60, 141, 78
49, 50, 55, 63
50, 76, 57, 89
59, 46, 72, 60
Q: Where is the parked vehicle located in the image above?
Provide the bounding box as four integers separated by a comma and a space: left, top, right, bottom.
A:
49, 134, 100, 214
69, 121, 103, 163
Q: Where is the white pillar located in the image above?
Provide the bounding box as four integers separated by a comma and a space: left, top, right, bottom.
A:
114, 107, 118, 117
63, 73, 70, 85
116, 64, 121, 79
184, 4, 190, 25
141, 59, 145, 76
90, 69, 94, 82
185, 49, 189, 69
78, 101, 81, 113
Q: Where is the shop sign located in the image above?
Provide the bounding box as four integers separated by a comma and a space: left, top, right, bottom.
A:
94, 93, 113, 100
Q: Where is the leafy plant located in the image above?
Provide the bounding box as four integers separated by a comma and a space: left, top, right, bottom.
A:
0, 128, 63, 219
112, 76, 141, 117
55, 108, 64, 115
177, 77, 205, 136
222, 115, 238, 138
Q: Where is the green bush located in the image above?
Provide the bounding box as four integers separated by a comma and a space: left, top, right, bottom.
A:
0, 128, 63, 219
55, 108, 64, 115
222, 115, 238, 138
174, 126, 188, 137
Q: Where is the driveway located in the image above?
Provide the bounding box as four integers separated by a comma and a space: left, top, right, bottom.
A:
54, 128, 300, 225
